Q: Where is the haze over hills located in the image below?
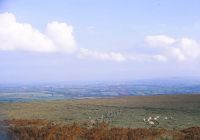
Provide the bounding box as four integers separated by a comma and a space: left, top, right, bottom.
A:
1, 78, 200, 102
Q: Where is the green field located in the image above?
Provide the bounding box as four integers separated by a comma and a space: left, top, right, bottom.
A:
1, 94, 200, 129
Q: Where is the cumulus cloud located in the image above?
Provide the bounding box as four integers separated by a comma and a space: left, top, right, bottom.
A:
78, 48, 126, 62
1, 12, 200, 63
179, 38, 200, 59
0, 12, 125, 62
0, 12, 76, 53
145, 35, 176, 47
46, 22, 76, 53
145, 35, 200, 62
171, 48, 186, 61
169, 38, 200, 61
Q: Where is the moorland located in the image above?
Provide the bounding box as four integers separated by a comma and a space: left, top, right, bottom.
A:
1, 94, 200, 139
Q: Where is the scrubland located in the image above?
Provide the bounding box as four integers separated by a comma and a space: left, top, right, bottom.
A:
1, 94, 200, 139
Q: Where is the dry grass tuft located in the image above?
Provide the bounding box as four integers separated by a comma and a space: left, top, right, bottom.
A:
2, 119, 200, 140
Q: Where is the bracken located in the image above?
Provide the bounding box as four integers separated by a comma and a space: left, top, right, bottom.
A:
3, 119, 200, 140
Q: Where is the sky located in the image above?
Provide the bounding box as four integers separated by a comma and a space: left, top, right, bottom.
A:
0, 0, 200, 83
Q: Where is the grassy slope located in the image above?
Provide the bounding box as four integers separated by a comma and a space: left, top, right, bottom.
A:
1, 94, 200, 129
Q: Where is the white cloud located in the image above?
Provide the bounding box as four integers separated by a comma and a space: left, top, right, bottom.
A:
145, 35, 176, 47
145, 35, 200, 62
78, 48, 168, 63
0, 12, 76, 53
171, 48, 186, 61
170, 38, 200, 61
153, 54, 167, 62
179, 38, 200, 59
78, 48, 126, 62
46, 22, 77, 53
1, 12, 200, 63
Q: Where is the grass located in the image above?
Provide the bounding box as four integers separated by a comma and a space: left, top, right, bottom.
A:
1, 94, 200, 129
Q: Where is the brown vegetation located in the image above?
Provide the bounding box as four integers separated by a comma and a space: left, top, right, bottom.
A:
2, 94, 200, 129
3, 119, 200, 140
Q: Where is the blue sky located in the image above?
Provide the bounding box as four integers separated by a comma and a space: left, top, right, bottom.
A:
0, 0, 200, 83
